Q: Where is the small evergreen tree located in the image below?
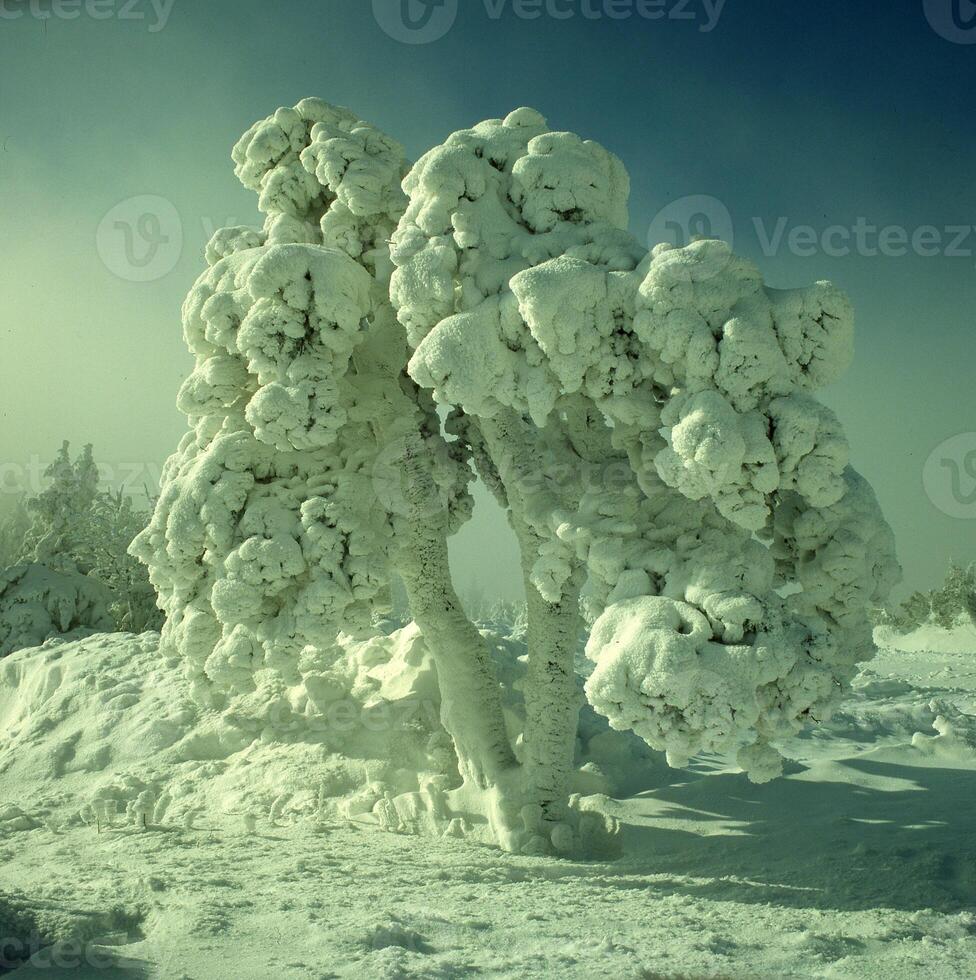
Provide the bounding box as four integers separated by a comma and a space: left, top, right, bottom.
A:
20, 442, 99, 569
889, 561, 976, 631
0, 496, 30, 570
11, 443, 162, 633
83, 490, 164, 632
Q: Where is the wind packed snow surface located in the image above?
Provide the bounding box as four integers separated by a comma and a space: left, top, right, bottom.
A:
1, 623, 975, 978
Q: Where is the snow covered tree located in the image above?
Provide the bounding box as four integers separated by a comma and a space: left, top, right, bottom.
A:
129, 100, 506, 785
889, 560, 976, 631
5, 443, 162, 633
390, 107, 899, 827
0, 446, 118, 655
886, 590, 932, 632
134, 100, 900, 856
0, 497, 29, 571
84, 490, 164, 632
20, 442, 100, 569
929, 561, 976, 629
0, 563, 114, 657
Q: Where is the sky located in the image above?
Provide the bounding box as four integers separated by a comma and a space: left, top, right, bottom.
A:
1, 0, 974, 602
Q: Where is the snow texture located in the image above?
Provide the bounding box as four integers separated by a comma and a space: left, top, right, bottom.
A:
132, 100, 473, 721
0, 562, 114, 657
0, 623, 974, 977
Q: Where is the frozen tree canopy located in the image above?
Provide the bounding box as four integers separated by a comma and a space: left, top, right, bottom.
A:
133, 100, 900, 855
390, 109, 899, 781
131, 99, 496, 784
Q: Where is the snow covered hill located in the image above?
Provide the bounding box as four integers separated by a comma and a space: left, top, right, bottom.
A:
0, 623, 974, 978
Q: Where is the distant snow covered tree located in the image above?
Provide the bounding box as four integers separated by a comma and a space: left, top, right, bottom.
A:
0, 563, 114, 656
6, 443, 162, 633
133, 100, 900, 855
0, 446, 116, 654
20, 442, 100, 569
83, 490, 164, 632
884, 590, 932, 632
930, 561, 976, 628
888, 560, 976, 631
0, 497, 29, 570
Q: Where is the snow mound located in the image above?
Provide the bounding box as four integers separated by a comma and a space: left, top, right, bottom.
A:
911, 699, 976, 764
0, 628, 652, 843
0, 631, 200, 801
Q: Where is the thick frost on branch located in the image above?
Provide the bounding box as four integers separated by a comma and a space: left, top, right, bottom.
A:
133, 101, 471, 710
392, 108, 644, 421
637, 240, 855, 530
391, 107, 900, 781
230, 97, 408, 276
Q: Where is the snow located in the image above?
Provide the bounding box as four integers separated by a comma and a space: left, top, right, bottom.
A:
0, 563, 114, 657
1, 622, 974, 977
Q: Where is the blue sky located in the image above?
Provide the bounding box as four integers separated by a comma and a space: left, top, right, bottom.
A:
1, 0, 974, 599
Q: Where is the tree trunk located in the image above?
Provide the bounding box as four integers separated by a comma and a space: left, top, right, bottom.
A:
520, 563, 582, 827
478, 412, 584, 829
396, 435, 517, 790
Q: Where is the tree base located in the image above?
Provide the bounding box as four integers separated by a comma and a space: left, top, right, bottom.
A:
369, 771, 622, 859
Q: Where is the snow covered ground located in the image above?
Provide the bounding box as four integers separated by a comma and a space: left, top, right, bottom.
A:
1, 622, 975, 978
